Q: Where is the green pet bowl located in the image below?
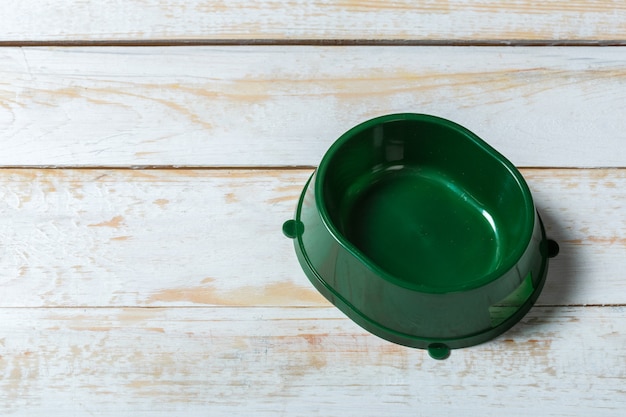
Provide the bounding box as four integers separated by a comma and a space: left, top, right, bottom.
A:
283, 114, 558, 359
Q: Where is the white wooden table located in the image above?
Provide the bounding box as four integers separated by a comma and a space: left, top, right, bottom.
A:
1, 2, 625, 415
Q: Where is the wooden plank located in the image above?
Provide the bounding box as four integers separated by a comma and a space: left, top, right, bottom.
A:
2, 1, 626, 42
0, 306, 624, 416
0, 168, 623, 307
0, 46, 625, 168
524, 169, 626, 306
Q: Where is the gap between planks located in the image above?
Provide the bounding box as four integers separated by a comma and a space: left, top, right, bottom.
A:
0, 166, 317, 171
0, 304, 622, 310
2, 39, 626, 47
0, 166, 624, 171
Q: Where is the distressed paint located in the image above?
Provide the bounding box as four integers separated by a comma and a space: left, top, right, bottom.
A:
1, 5, 624, 414
0, 307, 624, 416
0, 47, 625, 167
0, 168, 623, 307
1, 1, 626, 41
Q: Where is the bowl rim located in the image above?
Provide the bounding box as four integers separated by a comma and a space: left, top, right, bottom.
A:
314, 113, 536, 294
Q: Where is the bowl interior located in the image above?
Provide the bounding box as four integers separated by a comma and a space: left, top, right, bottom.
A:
319, 115, 533, 292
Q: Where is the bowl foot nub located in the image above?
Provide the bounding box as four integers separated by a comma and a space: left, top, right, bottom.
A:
427, 343, 451, 360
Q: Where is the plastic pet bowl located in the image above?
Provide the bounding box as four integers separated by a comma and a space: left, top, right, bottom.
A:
283, 114, 558, 359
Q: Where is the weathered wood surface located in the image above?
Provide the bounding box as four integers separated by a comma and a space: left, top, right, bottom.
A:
1, 2, 625, 415
2, 1, 626, 42
0, 168, 623, 307
0, 306, 624, 416
0, 47, 625, 167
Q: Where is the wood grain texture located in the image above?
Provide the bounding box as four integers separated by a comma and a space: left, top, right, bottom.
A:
0, 46, 625, 168
3, 1, 626, 42
0, 306, 624, 416
0, 168, 623, 307
3, 2, 624, 415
